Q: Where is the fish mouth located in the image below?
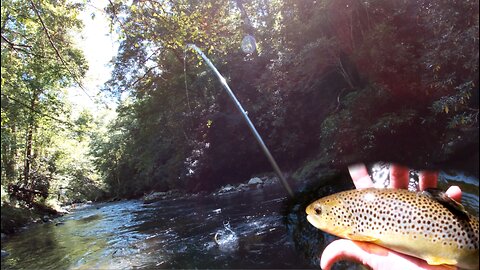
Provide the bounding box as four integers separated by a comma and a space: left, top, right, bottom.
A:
306, 214, 322, 229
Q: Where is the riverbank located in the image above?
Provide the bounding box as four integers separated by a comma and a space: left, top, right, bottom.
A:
1, 203, 61, 235
0, 197, 91, 236
141, 174, 289, 204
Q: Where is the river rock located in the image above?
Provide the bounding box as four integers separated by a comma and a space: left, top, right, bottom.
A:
237, 183, 248, 191
143, 192, 168, 204
263, 176, 279, 185
247, 177, 263, 185
167, 189, 182, 197
218, 184, 236, 193
213, 184, 238, 196
42, 215, 50, 222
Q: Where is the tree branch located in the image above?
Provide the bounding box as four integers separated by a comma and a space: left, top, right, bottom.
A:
1, 33, 32, 48
128, 64, 165, 89
1, 93, 74, 127
107, 0, 127, 32
1, 34, 57, 60
29, 0, 98, 105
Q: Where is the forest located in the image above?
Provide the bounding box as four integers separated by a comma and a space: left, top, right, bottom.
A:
1, 0, 479, 233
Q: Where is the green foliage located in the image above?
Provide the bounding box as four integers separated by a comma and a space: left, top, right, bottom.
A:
1, 203, 41, 234
93, 0, 478, 196
1, 0, 105, 207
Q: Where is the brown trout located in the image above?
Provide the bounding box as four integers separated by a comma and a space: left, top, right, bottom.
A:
306, 188, 479, 269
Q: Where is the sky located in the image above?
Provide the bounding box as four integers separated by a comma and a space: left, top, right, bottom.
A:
68, 0, 119, 112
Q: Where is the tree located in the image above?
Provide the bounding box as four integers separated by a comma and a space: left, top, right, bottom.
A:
95, 0, 479, 196
1, 0, 89, 205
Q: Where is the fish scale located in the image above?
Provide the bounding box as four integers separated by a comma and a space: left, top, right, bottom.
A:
306, 188, 479, 269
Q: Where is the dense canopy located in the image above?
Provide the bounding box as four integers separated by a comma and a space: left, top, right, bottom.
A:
1, 0, 479, 205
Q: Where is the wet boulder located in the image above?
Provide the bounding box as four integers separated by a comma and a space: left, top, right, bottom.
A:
263, 176, 279, 186
247, 177, 263, 186
214, 184, 237, 195
143, 192, 168, 204
237, 183, 248, 191
143, 189, 184, 203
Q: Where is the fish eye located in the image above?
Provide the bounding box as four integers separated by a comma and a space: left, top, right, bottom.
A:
314, 207, 322, 215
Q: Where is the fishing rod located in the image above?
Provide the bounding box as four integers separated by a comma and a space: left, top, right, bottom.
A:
186, 44, 294, 197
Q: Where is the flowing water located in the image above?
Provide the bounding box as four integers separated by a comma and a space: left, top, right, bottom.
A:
1, 171, 478, 270
1, 183, 310, 269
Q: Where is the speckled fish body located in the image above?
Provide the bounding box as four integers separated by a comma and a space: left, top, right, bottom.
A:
306, 188, 479, 269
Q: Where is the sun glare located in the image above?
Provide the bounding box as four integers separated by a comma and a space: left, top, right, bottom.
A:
69, 0, 119, 112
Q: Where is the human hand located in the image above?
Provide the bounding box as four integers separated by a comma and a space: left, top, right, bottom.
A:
320, 163, 462, 270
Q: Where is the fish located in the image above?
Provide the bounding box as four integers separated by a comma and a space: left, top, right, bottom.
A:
306, 188, 479, 269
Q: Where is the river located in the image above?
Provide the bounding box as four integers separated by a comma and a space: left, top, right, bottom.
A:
1, 171, 478, 269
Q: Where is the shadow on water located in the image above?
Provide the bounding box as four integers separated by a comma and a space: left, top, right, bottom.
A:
286, 170, 368, 270
1, 170, 478, 270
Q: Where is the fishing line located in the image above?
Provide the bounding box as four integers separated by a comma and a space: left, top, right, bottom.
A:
183, 48, 193, 116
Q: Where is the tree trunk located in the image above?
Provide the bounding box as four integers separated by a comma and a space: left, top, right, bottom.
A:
23, 90, 39, 191
2, 123, 17, 183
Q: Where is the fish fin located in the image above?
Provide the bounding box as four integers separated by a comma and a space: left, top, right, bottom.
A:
346, 233, 378, 242
424, 256, 456, 267
422, 188, 469, 219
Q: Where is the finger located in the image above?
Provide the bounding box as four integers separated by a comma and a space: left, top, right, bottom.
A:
389, 164, 409, 189
321, 239, 457, 270
348, 163, 373, 189
446, 186, 462, 202
419, 170, 439, 190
